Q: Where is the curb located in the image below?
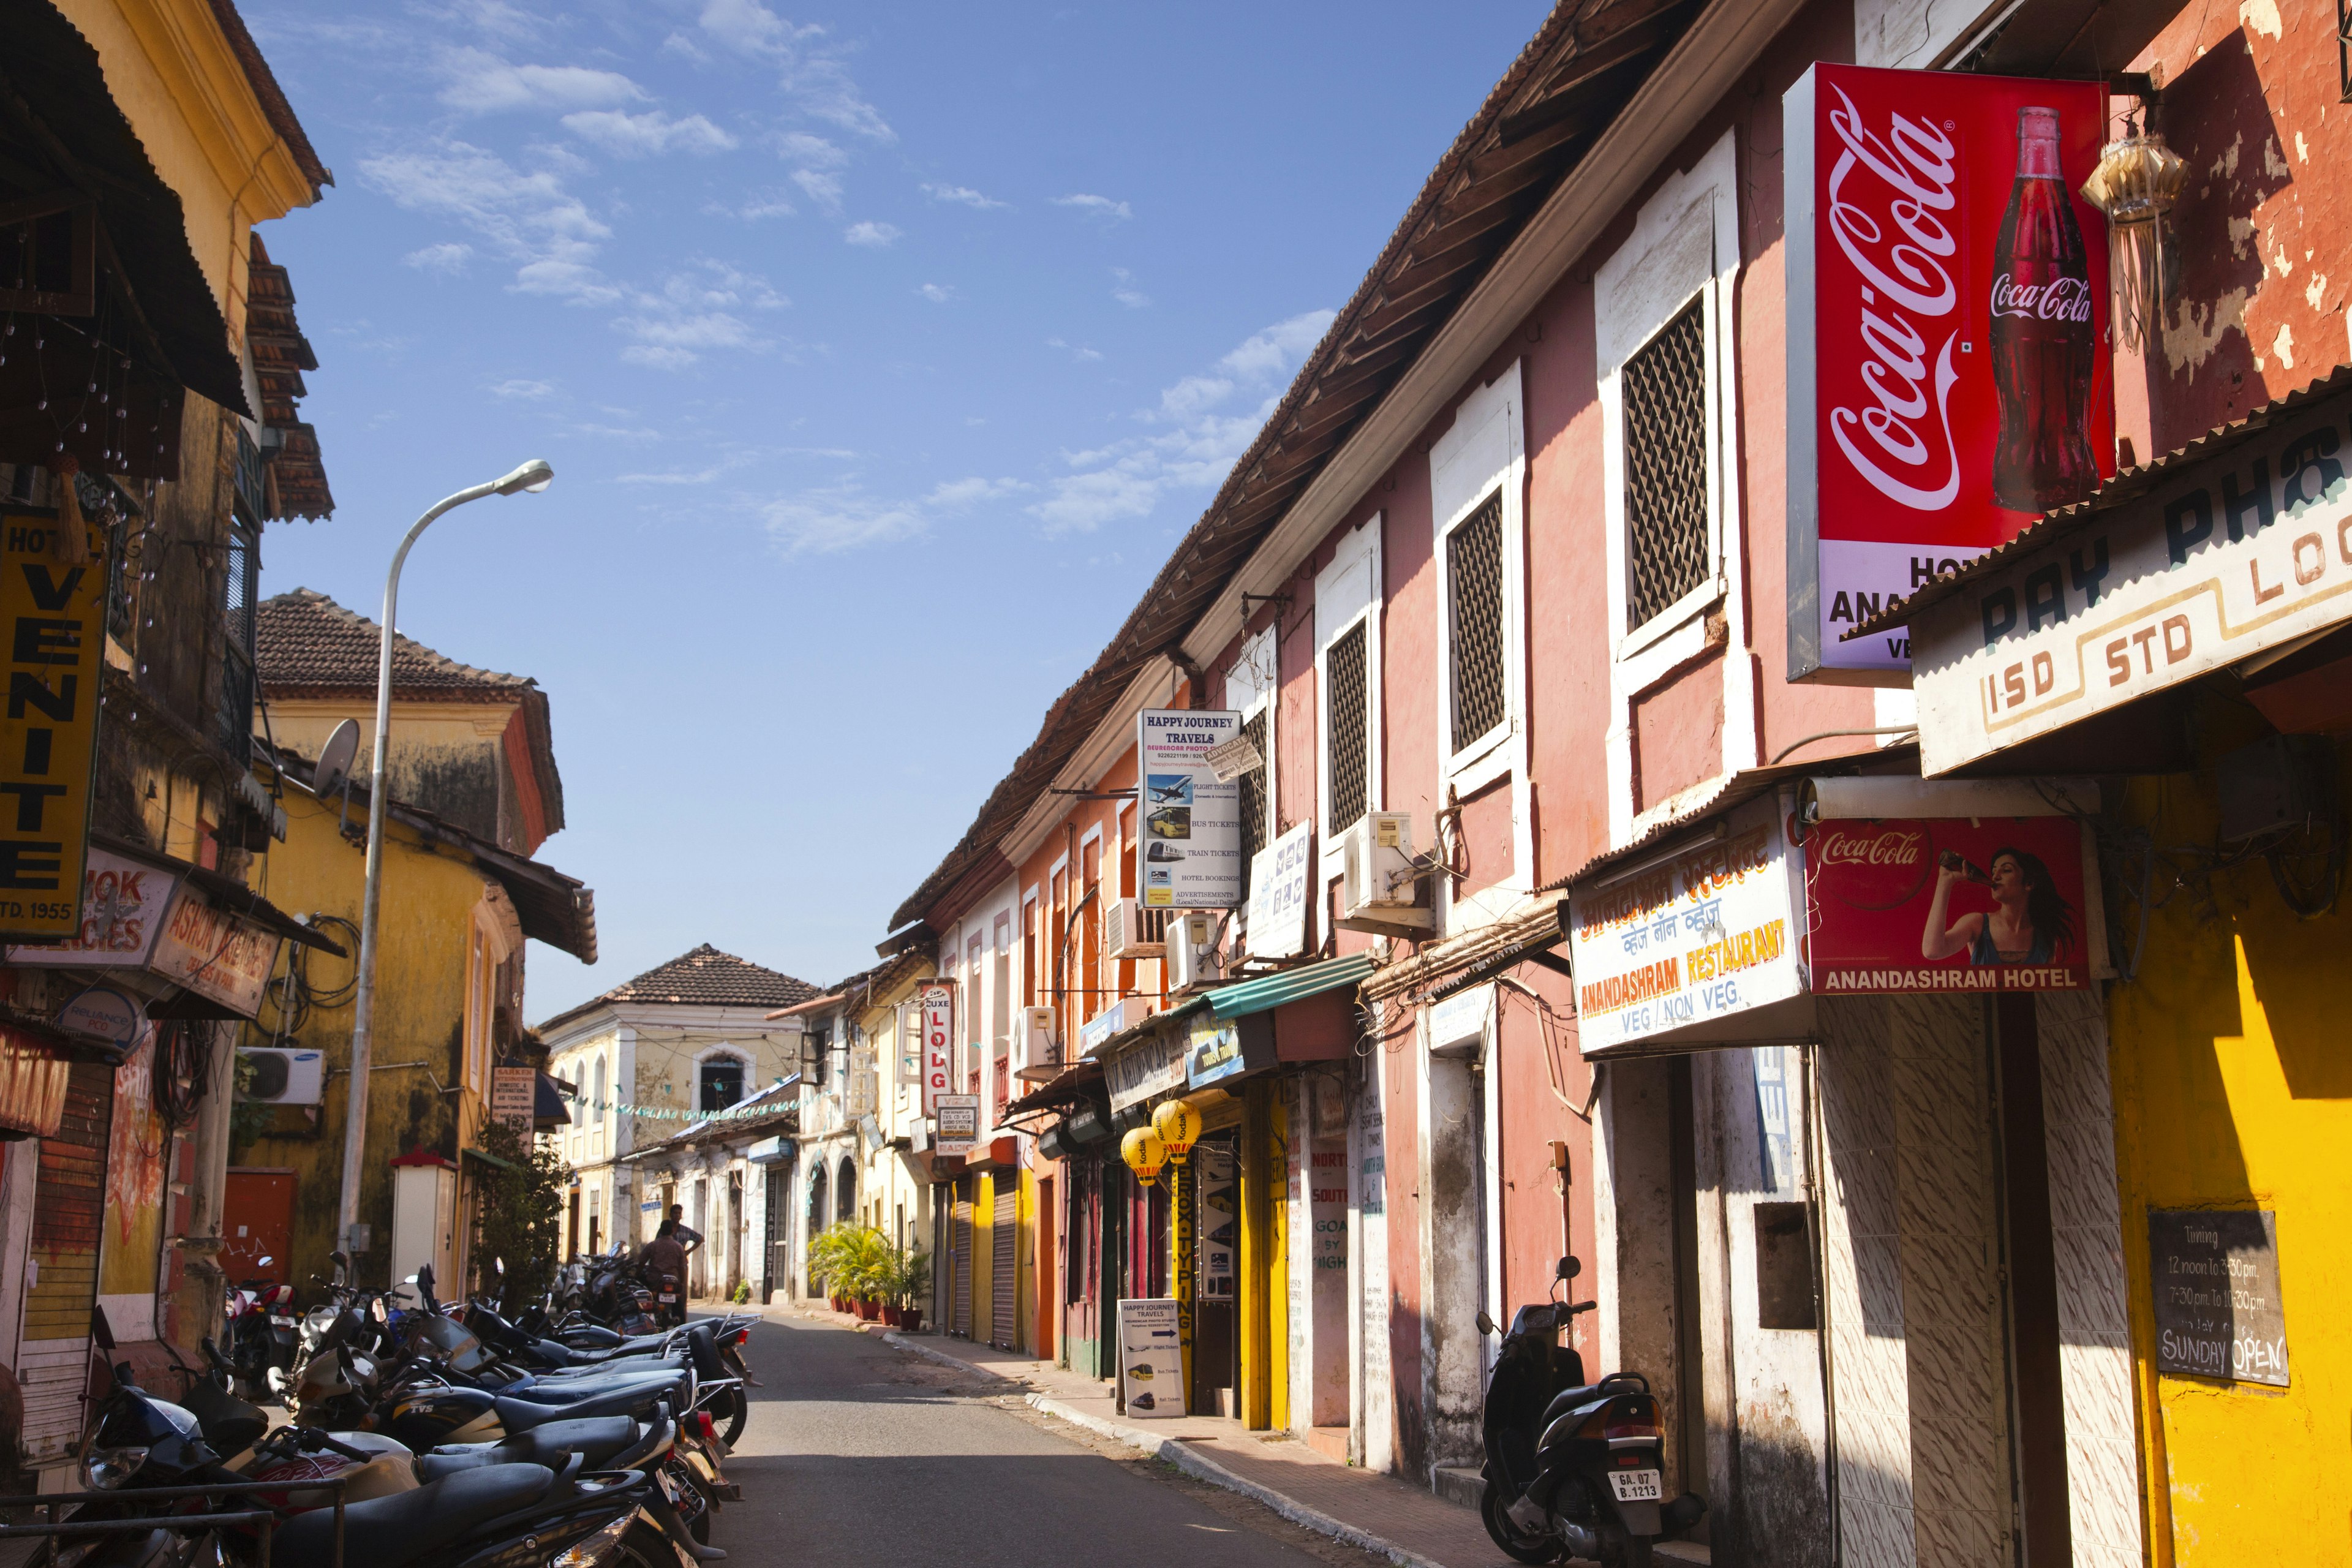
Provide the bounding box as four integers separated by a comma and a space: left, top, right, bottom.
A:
1020, 1393, 1450, 1568
878, 1330, 1019, 1380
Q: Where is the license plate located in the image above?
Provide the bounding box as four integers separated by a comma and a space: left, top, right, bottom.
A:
1608, 1469, 1662, 1503
658, 1293, 678, 1304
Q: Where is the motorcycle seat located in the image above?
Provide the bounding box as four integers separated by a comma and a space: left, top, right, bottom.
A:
495, 1385, 669, 1430
418, 1415, 639, 1480
273, 1461, 553, 1568
502, 1369, 682, 1403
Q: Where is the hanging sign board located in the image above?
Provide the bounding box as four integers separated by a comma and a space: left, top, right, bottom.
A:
149, 890, 283, 1017
1568, 794, 1805, 1054
1117, 1298, 1186, 1417
491, 1066, 535, 1133
1906, 383, 2352, 774
1784, 64, 2112, 683
933, 1092, 979, 1157
2149, 1208, 2289, 1387
1137, 709, 1242, 908
1185, 1011, 1272, 1092
1105, 1024, 1189, 1112
7, 847, 179, 967
1806, 814, 2092, 993
919, 982, 954, 1115
1244, 822, 1314, 959
0, 511, 108, 940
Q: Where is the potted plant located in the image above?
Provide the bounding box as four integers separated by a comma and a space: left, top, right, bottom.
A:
892, 1245, 930, 1333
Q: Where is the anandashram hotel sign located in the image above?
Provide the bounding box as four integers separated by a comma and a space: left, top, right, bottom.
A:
1906, 379, 2352, 773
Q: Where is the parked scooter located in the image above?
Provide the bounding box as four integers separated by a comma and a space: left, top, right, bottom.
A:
1476, 1255, 1706, 1566
222, 1255, 299, 1403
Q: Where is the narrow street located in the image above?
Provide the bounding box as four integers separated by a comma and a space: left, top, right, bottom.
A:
710, 1314, 1382, 1567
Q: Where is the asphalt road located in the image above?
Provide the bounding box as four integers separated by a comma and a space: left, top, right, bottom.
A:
706, 1313, 1371, 1567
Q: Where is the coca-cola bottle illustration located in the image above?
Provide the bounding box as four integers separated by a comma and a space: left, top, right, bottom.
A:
1989, 106, 2099, 514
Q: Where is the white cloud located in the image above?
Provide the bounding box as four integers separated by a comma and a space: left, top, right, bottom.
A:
489, 378, 554, 399
361, 140, 616, 300
617, 466, 725, 484
777, 132, 847, 213
791, 170, 843, 209
916, 282, 956, 303
1110, 266, 1150, 309
437, 48, 645, 113
699, 1, 894, 141
560, 110, 738, 156
1053, 192, 1131, 221
710, 189, 797, 220
766, 475, 1021, 554
922, 183, 1006, 209
620, 345, 699, 371
404, 242, 474, 274
609, 261, 788, 367
1028, 309, 1335, 535
844, 221, 900, 247
1046, 337, 1104, 363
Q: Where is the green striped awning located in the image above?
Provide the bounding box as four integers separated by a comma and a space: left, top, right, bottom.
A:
1204, 952, 1378, 1021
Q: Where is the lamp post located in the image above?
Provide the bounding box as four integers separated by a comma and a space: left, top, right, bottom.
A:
335, 459, 554, 1264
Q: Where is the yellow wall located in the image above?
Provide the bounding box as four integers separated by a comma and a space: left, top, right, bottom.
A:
55, 0, 319, 327
2109, 728, 2352, 1562
235, 774, 496, 1287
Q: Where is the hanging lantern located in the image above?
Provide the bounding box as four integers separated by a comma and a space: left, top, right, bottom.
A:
1152, 1099, 1202, 1164
1120, 1126, 1167, 1187
2079, 124, 2187, 358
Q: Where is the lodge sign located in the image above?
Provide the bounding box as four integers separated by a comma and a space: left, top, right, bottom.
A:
1908, 384, 2352, 773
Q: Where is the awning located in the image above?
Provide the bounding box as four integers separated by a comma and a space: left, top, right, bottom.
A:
462, 1145, 516, 1172
533, 1072, 571, 1128
1202, 952, 1378, 1020
1003, 1058, 1103, 1118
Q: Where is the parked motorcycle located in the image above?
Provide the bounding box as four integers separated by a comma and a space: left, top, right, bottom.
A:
1476, 1255, 1706, 1567
222, 1256, 298, 1403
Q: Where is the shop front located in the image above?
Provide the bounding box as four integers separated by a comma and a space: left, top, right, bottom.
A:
1886, 368, 2352, 1558
1568, 773, 2140, 1566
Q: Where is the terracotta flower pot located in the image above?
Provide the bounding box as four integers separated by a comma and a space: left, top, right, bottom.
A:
881, 1305, 902, 1327
900, 1308, 922, 1333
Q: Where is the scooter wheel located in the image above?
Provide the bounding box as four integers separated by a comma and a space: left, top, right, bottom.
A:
1480, 1478, 1564, 1565
717, 1385, 747, 1447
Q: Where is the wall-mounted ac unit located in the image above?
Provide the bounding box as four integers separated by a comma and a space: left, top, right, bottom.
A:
238, 1047, 325, 1106
1020, 1006, 1058, 1068
1166, 912, 1224, 995
1104, 898, 1169, 960
1338, 812, 1433, 935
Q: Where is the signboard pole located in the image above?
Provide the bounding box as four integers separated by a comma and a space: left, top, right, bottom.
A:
1169, 1156, 1194, 1410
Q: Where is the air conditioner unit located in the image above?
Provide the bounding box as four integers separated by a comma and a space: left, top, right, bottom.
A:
1020, 1006, 1059, 1068
237, 1047, 325, 1106
1339, 811, 1434, 935
1166, 911, 1225, 995
1104, 898, 1169, 960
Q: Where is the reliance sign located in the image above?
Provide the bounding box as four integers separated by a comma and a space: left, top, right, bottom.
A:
1785, 63, 2113, 683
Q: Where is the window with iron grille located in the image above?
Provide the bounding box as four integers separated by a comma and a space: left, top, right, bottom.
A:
215, 521, 257, 763
1448, 492, 1506, 753
1235, 707, 1268, 896
1622, 298, 1710, 629
699, 1055, 745, 1112
1325, 620, 1368, 833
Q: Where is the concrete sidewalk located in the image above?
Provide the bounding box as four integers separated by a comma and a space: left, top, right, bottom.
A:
775, 1300, 1512, 1568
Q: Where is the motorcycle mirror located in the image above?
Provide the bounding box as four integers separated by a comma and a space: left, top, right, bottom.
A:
1476, 1310, 1496, 1338
404, 1273, 420, 1285
90, 1303, 116, 1351
256, 1256, 274, 1268
331, 1250, 349, 1266
1556, 1255, 1581, 1281
496, 1257, 505, 1274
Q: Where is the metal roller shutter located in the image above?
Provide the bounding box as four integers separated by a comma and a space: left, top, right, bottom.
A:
18, 1060, 115, 1470
951, 1181, 974, 1338
990, 1182, 1017, 1351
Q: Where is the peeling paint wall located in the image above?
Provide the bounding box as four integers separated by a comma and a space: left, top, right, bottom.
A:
2135, 2, 2352, 450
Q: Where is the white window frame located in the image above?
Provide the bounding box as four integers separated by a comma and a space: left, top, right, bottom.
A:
691, 1042, 753, 1117
1594, 127, 1756, 847
1432, 363, 1527, 793
1314, 515, 1384, 882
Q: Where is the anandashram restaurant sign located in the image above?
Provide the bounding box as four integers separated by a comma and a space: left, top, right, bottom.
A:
1569, 795, 1804, 1054
1784, 63, 2111, 682
1907, 380, 2352, 773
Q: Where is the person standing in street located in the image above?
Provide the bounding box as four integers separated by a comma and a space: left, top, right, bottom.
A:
642, 1219, 690, 1325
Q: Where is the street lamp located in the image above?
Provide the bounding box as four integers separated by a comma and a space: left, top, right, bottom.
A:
335, 458, 554, 1263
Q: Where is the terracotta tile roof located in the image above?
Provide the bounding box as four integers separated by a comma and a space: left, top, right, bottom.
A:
247, 234, 333, 520
590, 944, 818, 1012
257, 587, 532, 698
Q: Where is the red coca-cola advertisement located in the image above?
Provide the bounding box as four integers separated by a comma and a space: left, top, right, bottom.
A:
1804, 813, 2091, 993
1786, 64, 2114, 681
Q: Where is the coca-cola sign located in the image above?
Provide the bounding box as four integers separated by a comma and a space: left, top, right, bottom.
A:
1805, 813, 2092, 993
1786, 64, 2112, 683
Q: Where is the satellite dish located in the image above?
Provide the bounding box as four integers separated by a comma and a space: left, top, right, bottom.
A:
315, 718, 361, 799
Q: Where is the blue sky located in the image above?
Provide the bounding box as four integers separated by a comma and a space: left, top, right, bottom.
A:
243, 0, 1550, 1019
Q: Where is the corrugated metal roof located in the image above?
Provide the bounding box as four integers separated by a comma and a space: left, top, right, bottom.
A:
1205, 952, 1378, 1020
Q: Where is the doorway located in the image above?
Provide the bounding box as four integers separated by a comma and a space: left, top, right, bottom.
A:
222, 1170, 293, 1288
